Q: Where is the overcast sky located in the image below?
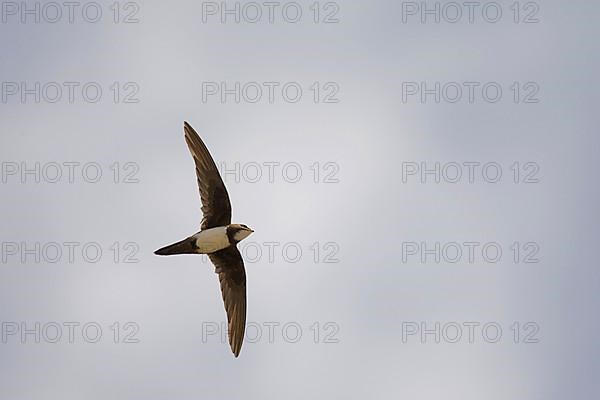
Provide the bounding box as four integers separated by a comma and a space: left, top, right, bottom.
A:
1, 1, 599, 399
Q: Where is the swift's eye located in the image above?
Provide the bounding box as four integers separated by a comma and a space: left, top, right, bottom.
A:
241, 224, 248, 229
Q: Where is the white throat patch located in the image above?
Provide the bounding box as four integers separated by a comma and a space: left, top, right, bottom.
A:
234, 229, 252, 242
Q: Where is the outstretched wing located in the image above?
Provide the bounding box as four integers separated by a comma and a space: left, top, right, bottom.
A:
208, 246, 247, 357
184, 121, 231, 229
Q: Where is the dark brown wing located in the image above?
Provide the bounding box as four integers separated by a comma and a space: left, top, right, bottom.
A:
208, 246, 247, 357
184, 121, 232, 229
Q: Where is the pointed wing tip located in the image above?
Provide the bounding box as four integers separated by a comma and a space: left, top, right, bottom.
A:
229, 330, 244, 358
231, 344, 242, 358
183, 121, 201, 143
229, 326, 243, 357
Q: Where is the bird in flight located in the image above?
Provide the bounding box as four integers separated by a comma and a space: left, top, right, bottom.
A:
154, 121, 254, 357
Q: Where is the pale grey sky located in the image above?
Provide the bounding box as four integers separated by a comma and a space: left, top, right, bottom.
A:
1, 1, 599, 399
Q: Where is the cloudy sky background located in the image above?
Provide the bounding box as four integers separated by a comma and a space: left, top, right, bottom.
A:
1, 0, 599, 398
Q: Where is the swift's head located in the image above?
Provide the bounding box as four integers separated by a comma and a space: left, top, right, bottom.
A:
227, 224, 254, 243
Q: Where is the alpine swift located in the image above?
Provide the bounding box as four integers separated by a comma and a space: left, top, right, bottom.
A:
154, 121, 254, 357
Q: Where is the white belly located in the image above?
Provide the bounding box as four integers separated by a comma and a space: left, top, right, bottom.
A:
193, 226, 230, 254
